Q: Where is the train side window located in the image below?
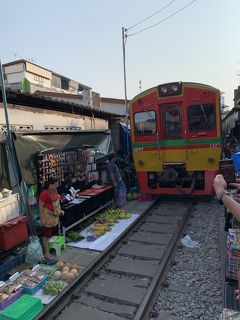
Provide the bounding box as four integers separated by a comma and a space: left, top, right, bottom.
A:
188, 104, 215, 131
134, 111, 156, 136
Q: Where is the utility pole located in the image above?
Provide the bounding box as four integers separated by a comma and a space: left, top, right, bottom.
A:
0, 60, 13, 152
122, 27, 129, 153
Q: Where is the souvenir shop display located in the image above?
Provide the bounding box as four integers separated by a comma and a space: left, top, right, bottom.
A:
37, 147, 99, 190
34, 146, 114, 237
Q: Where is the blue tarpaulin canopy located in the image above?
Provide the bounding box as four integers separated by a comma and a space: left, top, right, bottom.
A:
119, 122, 131, 158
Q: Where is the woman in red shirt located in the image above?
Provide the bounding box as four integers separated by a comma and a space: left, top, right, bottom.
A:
39, 177, 64, 259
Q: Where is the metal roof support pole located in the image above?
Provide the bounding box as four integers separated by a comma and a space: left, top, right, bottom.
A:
122, 27, 131, 190
0, 60, 13, 151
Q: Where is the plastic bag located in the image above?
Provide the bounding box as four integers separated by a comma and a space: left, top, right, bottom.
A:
25, 236, 44, 265
180, 234, 200, 248
219, 308, 240, 319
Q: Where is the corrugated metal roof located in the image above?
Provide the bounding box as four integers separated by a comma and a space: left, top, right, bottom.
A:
101, 97, 130, 104
0, 90, 124, 120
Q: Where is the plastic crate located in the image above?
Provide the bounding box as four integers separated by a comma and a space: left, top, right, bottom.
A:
0, 217, 28, 250
0, 255, 23, 281
137, 194, 153, 201
0, 289, 22, 311
22, 275, 48, 295
0, 195, 19, 224
0, 294, 43, 320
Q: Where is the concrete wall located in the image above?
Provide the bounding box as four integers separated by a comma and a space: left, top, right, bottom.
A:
0, 103, 108, 132
6, 72, 25, 84
25, 72, 52, 91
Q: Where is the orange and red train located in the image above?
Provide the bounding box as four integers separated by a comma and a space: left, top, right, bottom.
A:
129, 82, 222, 196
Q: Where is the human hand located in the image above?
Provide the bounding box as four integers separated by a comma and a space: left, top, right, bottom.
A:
234, 194, 240, 203
213, 174, 227, 194
60, 210, 64, 216
229, 182, 240, 190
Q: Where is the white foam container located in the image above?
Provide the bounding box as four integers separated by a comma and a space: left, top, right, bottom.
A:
0, 193, 20, 224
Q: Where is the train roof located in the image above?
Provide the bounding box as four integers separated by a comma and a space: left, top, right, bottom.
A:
130, 81, 220, 103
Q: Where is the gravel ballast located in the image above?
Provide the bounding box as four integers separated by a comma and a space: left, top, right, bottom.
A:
149, 201, 225, 320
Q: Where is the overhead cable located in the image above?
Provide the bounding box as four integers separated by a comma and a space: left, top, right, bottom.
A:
128, 0, 197, 37
127, 0, 177, 31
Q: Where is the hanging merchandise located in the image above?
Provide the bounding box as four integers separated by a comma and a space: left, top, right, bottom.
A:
27, 184, 38, 206
37, 147, 97, 189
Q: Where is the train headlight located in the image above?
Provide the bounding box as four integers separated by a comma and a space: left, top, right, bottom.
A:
208, 157, 215, 164
160, 86, 168, 94
171, 84, 179, 92
158, 82, 182, 96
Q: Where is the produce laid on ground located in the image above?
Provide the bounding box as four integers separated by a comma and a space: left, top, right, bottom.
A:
0, 261, 81, 310
11, 268, 47, 289
65, 231, 85, 243
89, 208, 131, 238
0, 283, 22, 304
127, 192, 139, 201
43, 281, 65, 295
95, 208, 131, 223
53, 261, 80, 283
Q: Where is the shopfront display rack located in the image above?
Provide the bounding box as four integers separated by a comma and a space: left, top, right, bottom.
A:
61, 187, 113, 240
36, 146, 98, 189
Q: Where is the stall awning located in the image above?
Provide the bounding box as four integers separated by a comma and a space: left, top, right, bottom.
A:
13, 130, 114, 184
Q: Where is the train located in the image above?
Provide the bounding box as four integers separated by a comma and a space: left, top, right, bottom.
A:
129, 82, 222, 196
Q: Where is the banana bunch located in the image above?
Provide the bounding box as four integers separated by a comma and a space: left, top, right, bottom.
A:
90, 223, 111, 233
95, 209, 131, 224
114, 209, 131, 219
91, 209, 131, 238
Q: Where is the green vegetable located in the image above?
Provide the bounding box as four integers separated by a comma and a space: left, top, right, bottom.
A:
43, 281, 65, 295
67, 231, 84, 242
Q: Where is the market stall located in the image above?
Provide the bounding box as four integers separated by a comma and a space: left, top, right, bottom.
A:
0, 130, 116, 280
12, 130, 115, 234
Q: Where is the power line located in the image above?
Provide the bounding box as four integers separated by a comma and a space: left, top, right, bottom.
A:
128, 0, 197, 37
127, 0, 177, 31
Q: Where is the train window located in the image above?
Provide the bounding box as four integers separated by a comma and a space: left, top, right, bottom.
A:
134, 111, 156, 136
188, 104, 215, 131
163, 107, 182, 139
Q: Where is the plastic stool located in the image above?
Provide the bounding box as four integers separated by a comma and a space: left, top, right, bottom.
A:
48, 236, 66, 256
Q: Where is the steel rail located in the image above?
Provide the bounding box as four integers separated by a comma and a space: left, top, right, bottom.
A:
34, 200, 157, 320
134, 201, 194, 320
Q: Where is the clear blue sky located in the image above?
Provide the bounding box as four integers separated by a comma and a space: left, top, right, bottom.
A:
1, 0, 240, 107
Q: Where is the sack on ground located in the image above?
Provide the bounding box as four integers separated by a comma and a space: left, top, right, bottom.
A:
25, 236, 43, 264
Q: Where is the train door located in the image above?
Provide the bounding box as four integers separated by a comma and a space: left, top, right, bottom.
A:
161, 105, 185, 162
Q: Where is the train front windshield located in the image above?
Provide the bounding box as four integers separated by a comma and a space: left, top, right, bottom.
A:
162, 105, 183, 140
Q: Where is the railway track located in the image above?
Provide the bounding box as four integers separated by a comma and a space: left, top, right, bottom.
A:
35, 200, 195, 320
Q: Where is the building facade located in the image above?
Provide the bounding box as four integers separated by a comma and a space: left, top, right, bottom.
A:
3, 60, 92, 105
